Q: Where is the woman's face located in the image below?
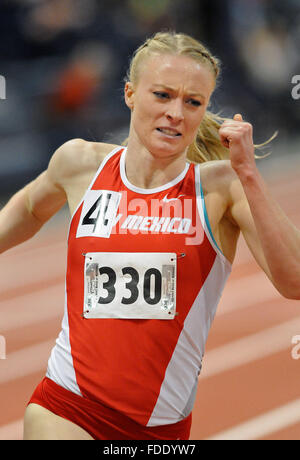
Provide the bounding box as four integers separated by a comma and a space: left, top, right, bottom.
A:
125, 53, 215, 159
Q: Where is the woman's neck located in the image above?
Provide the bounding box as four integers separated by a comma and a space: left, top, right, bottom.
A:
125, 138, 187, 190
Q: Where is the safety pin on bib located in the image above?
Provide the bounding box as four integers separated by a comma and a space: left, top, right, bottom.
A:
171, 253, 186, 261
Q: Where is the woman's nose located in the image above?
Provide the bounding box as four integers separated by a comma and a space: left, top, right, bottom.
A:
165, 99, 184, 122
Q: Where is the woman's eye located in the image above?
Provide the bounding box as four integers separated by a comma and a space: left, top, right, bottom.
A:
153, 91, 169, 99
153, 92, 201, 106
187, 99, 201, 107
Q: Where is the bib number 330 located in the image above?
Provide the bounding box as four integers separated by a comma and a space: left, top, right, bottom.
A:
83, 252, 176, 319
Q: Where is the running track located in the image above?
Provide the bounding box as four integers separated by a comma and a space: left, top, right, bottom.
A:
0, 161, 299, 440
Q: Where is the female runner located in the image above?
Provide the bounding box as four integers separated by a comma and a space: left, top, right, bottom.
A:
1, 31, 300, 440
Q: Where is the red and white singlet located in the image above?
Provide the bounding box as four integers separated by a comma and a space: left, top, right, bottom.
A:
46, 146, 231, 427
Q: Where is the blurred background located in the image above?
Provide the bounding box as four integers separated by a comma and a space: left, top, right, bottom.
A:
0, 0, 300, 441
0, 0, 299, 197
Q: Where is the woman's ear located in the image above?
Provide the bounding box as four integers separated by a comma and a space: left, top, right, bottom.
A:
124, 82, 134, 111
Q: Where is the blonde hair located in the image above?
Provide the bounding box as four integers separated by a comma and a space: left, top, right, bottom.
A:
123, 31, 275, 162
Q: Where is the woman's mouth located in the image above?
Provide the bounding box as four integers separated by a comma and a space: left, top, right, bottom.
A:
156, 127, 182, 138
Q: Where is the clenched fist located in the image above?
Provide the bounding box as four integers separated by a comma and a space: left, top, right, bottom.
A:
219, 114, 256, 174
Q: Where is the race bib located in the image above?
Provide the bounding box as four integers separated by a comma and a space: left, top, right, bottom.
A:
76, 190, 121, 239
83, 252, 177, 319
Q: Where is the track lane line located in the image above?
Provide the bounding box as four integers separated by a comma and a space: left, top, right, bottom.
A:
201, 316, 300, 379
205, 398, 300, 440
0, 283, 64, 334
0, 243, 66, 296
0, 339, 55, 384
216, 270, 282, 316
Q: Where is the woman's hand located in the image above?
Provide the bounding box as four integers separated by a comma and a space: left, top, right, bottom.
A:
219, 114, 256, 175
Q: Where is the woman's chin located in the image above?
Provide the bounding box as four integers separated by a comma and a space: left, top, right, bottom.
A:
146, 139, 187, 159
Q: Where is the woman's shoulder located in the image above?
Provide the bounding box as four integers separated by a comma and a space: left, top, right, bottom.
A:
54, 138, 120, 163
48, 139, 121, 182
199, 159, 238, 193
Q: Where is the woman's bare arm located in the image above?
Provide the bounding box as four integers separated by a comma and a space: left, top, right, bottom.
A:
0, 140, 74, 254
0, 138, 118, 254
220, 115, 300, 300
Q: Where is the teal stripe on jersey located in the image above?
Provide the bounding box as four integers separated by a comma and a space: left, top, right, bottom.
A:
199, 179, 224, 255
